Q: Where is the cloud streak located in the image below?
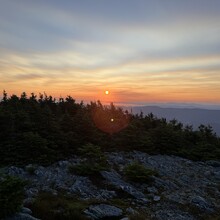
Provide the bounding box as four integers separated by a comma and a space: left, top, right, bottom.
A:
0, 0, 220, 104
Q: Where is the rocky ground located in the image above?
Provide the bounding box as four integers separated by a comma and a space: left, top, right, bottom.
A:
1, 151, 220, 220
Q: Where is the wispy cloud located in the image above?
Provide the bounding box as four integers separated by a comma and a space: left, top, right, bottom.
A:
0, 0, 220, 104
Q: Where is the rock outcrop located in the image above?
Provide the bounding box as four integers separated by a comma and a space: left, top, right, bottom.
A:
1, 151, 220, 220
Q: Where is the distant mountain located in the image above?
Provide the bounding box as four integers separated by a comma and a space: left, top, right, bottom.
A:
126, 106, 220, 136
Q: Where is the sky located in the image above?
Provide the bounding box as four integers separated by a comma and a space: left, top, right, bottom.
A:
1, 0, 220, 106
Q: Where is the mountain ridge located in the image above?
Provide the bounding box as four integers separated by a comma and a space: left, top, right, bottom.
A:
124, 106, 220, 136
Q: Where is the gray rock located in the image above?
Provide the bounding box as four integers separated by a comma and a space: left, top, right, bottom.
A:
153, 176, 179, 190
58, 160, 70, 168
155, 209, 195, 220
126, 207, 138, 215
84, 204, 123, 219
2, 152, 220, 220
206, 160, 220, 167
69, 178, 94, 195
165, 193, 187, 205
4, 213, 39, 220
25, 188, 39, 198
204, 170, 212, 177
23, 198, 35, 207
34, 167, 45, 177
213, 171, 220, 180
21, 207, 32, 215
107, 153, 127, 165
179, 175, 191, 185
7, 166, 25, 176
101, 170, 147, 201
190, 196, 214, 212
69, 177, 115, 200
147, 186, 158, 194
153, 196, 161, 202
96, 190, 116, 200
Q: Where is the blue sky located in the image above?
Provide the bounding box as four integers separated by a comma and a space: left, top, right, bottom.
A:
1, 0, 220, 105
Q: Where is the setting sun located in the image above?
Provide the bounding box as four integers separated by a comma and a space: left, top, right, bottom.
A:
105, 90, 109, 95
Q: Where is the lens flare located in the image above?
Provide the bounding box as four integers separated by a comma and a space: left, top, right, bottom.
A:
92, 107, 130, 134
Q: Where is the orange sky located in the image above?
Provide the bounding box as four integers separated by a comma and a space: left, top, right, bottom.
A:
1, 1, 220, 105
1, 54, 220, 104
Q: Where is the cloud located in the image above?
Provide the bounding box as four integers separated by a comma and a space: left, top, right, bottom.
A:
13, 73, 44, 80
0, 0, 220, 104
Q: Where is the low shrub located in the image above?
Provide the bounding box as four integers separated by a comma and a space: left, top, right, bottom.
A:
25, 165, 37, 175
69, 143, 108, 176
31, 192, 89, 220
78, 143, 103, 158
124, 162, 158, 183
68, 161, 107, 176
0, 175, 26, 218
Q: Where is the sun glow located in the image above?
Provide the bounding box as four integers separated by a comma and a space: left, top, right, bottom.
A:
105, 90, 109, 95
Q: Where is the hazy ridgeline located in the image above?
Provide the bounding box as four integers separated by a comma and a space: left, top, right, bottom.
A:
129, 106, 220, 136
0, 91, 220, 166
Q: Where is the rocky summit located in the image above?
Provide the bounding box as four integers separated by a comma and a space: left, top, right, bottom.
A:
1, 151, 220, 220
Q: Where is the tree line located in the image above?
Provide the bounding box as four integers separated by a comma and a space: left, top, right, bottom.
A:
0, 91, 219, 166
